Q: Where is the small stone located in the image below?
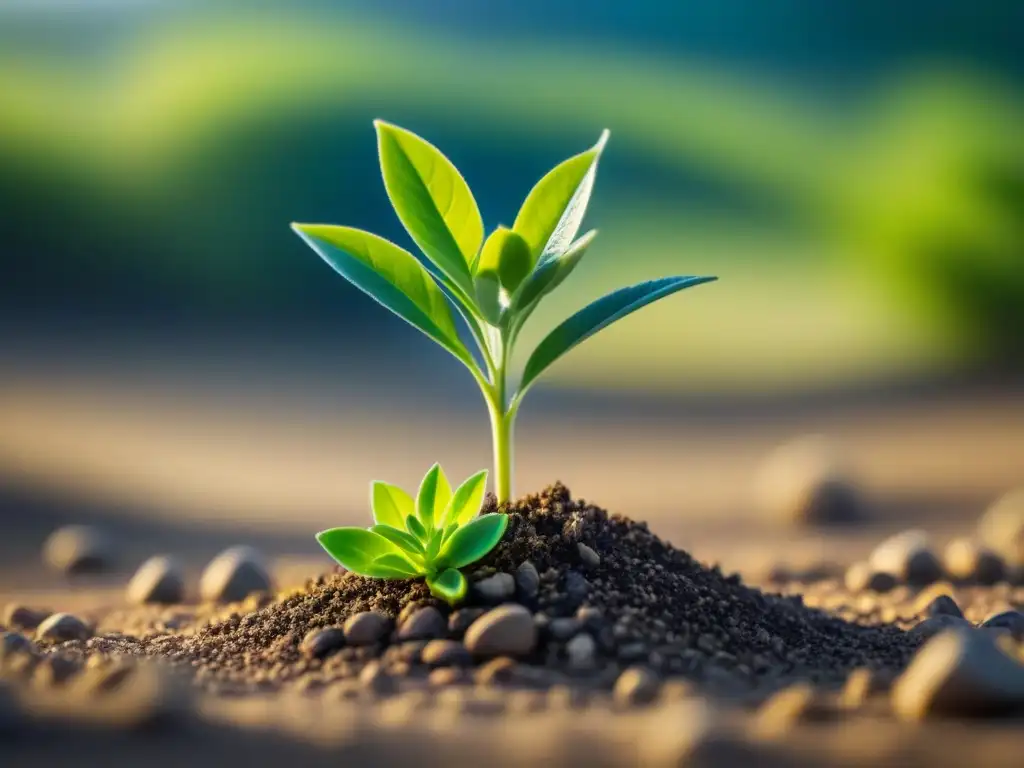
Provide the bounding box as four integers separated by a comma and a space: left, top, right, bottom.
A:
428, 667, 470, 687
564, 570, 589, 607
343, 611, 391, 645
358, 661, 396, 696
943, 538, 1005, 585
301, 627, 346, 659
838, 667, 881, 709
475, 656, 519, 686
472, 573, 515, 603
1, 632, 33, 660
35, 612, 91, 643
421, 639, 471, 667
754, 435, 865, 526
870, 530, 942, 586
978, 488, 1024, 566
397, 607, 446, 641
577, 543, 601, 569
892, 628, 1024, 719
42, 525, 113, 574
613, 666, 661, 707
515, 561, 540, 599
198, 546, 272, 603
909, 614, 971, 641
77, 659, 137, 694
126, 555, 185, 605
566, 632, 597, 671
844, 562, 897, 594
925, 594, 964, 620
980, 611, 1024, 639
753, 683, 819, 737
547, 617, 582, 641
2, 605, 49, 632
464, 604, 537, 657
447, 608, 485, 637
33, 654, 80, 687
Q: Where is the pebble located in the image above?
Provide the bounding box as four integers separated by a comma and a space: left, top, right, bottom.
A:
547, 617, 582, 641
869, 530, 943, 586
126, 555, 186, 605
565, 632, 597, 671
472, 573, 515, 603
515, 561, 540, 599
839, 667, 884, 709
428, 667, 470, 687
34, 612, 91, 643
844, 562, 897, 594
977, 488, 1024, 566
1, 632, 33, 660
577, 543, 601, 569
2, 605, 49, 632
909, 614, 971, 641
613, 666, 661, 707
753, 682, 819, 737
198, 546, 272, 603
474, 656, 519, 686
980, 610, 1024, 639
892, 627, 1024, 719
358, 661, 396, 695
942, 538, 1005, 585
396, 607, 446, 641
33, 654, 80, 687
564, 570, 589, 606
343, 611, 391, 646
300, 627, 346, 659
753, 435, 864, 526
42, 525, 113, 574
447, 608, 485, 637
925, 594, 964, 619
464, 604, 537, 657
421, 639, 471, 667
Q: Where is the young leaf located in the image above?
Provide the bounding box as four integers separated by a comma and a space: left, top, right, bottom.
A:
437, 513, 508, 570
370, 524, 426, 555
439, 469, 488, 528
513, 130, 608, 264
442, 521, 459, 545
425, 527, 444, 561
473, 270, 504, 326
426, 568, 467, 604
371, 481, 415, 529
316, 527, 405, 576
476, 227, 532, 293
406, 514, 428, 541
510, 229, 597, 324
518, 276, 717, 397
375, 120, 483, 294
370, 552, 424, 577
363, 562, 421, 579
416, 463, 452, 529
292, 225, 475, 370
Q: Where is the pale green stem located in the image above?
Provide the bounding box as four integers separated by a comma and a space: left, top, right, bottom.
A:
485, 327, 514, 503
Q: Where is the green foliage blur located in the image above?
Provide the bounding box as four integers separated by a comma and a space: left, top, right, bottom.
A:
1, 3, 1021, 393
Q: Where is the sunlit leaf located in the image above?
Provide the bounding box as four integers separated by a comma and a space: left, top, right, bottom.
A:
426, 568, 467, 604
425, 527, 444, 561
370, 524, 425, 555
476, 227, 532, 293
416, 463, 451, 529
292, 224, 475, 369
473, 270, 503, 325
369, 552, 424, 577
406, 514, 427, 541
375, 120, 483, 293
439, 469, 488, 528
437, 513, 508, 570
518, 276, 717, 397
371, 481, 415, 529
510, 230, 597, 325
513, 130, 608, 264
316, 527, 404, 576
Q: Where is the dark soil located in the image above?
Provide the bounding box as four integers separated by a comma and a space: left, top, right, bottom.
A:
94, 484, 920, 693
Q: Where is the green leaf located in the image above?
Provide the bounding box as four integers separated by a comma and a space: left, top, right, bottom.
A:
370, 524, 426, 555
416, 463, 451, 529
473, 270, 503, 325
426, 568, 467, 605
442, 521, 459, 545
370, 481, 415, 529
425, 527, 444, 562
362, 562, 420, 579
518, 276, 717, 397
375, 120, 483, 293
513, 130, 608, 264
292, 225, 475, 369
369, 552, 424, 577
510, 230, 597, 323
476, 227, 532, 292
437, 513, 508, 570
406, 514, 427, 541
439, 469, 488, 529
316, 527, 405, 576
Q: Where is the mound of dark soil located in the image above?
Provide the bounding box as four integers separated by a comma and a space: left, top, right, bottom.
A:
134, 485, 921, 692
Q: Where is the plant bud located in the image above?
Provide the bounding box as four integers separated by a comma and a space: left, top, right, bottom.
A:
477, 227, 532, 293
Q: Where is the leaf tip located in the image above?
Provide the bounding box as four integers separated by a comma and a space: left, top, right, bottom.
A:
595, 129, 611, 153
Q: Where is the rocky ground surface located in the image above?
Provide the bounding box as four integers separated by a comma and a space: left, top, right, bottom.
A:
3, 485, 1024, 766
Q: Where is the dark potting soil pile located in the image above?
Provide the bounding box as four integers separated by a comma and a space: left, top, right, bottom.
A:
134, 485, 921, 694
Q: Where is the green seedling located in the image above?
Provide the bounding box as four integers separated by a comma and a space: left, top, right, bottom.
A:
293, 122, 716, 501
316, 464, 505, 604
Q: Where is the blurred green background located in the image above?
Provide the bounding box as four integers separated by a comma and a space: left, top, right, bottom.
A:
2, 0, 1022, 395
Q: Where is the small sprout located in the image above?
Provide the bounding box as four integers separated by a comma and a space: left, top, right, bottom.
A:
293, 122, 717, 501
316, 465, 504, 605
